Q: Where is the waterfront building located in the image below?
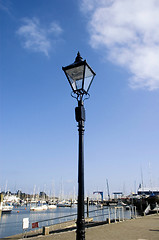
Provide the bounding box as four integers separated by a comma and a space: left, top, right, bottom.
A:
138, 187, 159, 196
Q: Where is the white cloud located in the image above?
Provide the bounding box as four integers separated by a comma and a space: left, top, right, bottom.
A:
81, 0, 159, 90
17, 18, 63, 57
49, 22, 63, 35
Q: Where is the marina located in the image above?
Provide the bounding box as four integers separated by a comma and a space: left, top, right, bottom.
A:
0, 204, 77, 238
1, 206, 159, 240
0, 203, 136, 238
1, 186, 159, 238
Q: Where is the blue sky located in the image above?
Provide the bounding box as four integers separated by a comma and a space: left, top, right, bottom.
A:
1, 0, 159, 198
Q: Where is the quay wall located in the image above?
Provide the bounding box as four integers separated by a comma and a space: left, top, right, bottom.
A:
30, 214, 159, 240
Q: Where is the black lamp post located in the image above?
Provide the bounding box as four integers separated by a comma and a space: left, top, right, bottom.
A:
62, 52, 96, 240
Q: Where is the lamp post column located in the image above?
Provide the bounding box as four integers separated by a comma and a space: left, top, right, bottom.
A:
76, 99, 85, 240
62, 52, 96, 240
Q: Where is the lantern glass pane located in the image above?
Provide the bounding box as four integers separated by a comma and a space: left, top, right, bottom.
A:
76, 79, 83, 90
65, 65, 84, 91
84, 65, 94, 92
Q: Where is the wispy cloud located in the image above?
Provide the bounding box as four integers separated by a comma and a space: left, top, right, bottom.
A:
17, 18, 63, 57
0, 0, 11, 15
81, 0, 159, 90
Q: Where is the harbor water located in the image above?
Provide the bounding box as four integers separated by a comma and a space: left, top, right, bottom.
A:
0, 205, 135, 238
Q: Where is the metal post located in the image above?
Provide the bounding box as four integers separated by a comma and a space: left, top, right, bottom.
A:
115, 207, 116, 223
130, 207, 132, 219
76, 99, 85, 240
108, 207, 110, 224
122, 207, 124, 221
119, 207, 120, 222
156, 203, 158, 215
87, 197, 89, 218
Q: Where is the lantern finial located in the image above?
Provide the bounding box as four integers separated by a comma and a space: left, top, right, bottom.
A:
74, 52, 83, 63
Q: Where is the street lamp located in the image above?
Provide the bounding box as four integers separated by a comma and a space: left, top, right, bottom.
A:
62, 52, 96, 240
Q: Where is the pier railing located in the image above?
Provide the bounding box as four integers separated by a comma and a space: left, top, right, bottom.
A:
0, 205, 137, 238
86, 205, 137, 223
25, 205, 137, 236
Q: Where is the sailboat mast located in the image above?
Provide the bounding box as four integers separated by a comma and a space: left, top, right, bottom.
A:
106, 179, 110, 200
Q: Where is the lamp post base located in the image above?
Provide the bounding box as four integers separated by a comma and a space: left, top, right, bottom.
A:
76, 219, 85, 240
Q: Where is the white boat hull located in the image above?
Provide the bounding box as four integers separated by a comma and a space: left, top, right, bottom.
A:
2, 205, 13, 213
57, 202, 72, 207
30, 205, 48, 211
48, 204, 57, 209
